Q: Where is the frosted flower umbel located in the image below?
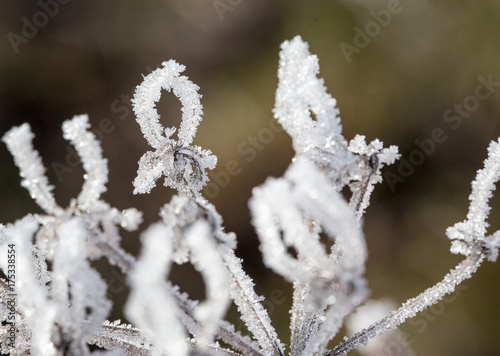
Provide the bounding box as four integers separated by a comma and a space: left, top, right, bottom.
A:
132, 60, 217, 196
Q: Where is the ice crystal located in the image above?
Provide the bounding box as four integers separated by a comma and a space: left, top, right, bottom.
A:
1, 36, 499, 356
132, 60, 217, 196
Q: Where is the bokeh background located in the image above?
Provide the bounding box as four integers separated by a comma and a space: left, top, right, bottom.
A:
1, 1, 500, 355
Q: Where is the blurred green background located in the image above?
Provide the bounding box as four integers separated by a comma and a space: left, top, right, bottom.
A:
1, 1, 500, 355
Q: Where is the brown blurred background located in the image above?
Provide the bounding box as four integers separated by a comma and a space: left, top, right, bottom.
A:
1, 1, 500, 355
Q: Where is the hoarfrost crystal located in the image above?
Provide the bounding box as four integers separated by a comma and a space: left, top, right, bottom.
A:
132, 60, 217, 196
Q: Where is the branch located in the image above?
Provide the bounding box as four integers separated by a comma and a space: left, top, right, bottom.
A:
326, 251, 483, 356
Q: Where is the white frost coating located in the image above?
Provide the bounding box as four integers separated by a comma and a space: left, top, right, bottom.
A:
118, 208, 143, 232
484, 231, 500, 262
289, 283, 320, 356
466, 139, 500, 234
288, 157, 367, 272
274, 37, 399, 217
1, 117, 144, 354
2, 124, 63, 216
126, 223, 189, 356
347, 135, 400, 219
2, 216, 58, 356
250, 178, 335, 286
217, 320, 263, 356
159, 194, 236, 264
185, 221, 230, 347
447, 139, 500, 255
287, 158, 368, 355
274, 36, 342, 149
62, 114, 108, 209
251, 155, 369, 356
19, 118, 140, 272
2, 117, 142, 273
273, 36, 357, 188
132, 61, 216, 195
90, 320, 152, 355
222, 247, 284, 356
52, 218, 111, 355
132, 60, 203, 148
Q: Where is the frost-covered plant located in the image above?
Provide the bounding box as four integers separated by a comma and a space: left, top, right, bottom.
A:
1, 36, 499, 356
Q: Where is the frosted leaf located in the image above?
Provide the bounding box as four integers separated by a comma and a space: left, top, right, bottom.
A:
194, 343, 243, 356
2, 124, 63, 216
216, 321, 263, 356
125, 222, 189, 356
133, 60, 203, 148
164, 281, 263, 356
90, 320, 152, 355
156, 192, 250, 353
447, 139, 500, 251
274, 36, 357, 189
250, 177, 336, 289
250, 156, 367, 291
466, 139, 500, 235
62, 114, 108, 209
159, 194, 236, 264
184, 221, 230, 347
274, 37, 399, 215
289, 283, 321, 356
132, 60, 217, 196
222, 247, 284, 356
287, 157, 367, 273
446, 138, 500, 265
274, 36, 342, 148
52, 217, 111, 355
